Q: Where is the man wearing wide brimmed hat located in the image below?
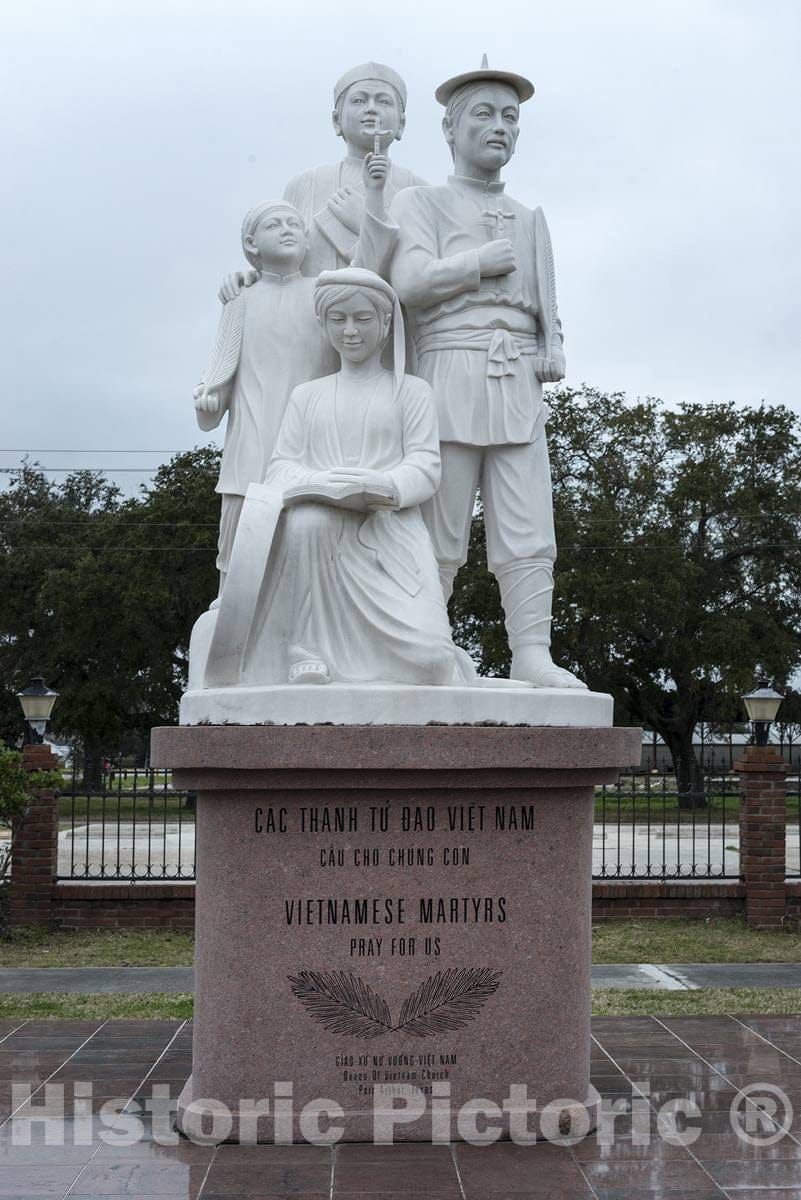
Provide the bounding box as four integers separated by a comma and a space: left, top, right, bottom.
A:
366, 58, 585, 690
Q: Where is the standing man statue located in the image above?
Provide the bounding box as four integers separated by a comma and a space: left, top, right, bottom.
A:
366, 58, 585, 689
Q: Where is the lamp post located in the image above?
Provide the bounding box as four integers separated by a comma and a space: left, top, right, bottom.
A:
736, 674, 788, 929
742, 676, 784, 747
16, 676, 59, 746
9, 678, 60, 928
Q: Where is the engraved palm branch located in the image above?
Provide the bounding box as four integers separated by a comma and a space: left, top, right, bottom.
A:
288, 967, 502, 1040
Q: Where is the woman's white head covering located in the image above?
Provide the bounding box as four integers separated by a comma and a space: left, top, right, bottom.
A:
315, 268, 405, 394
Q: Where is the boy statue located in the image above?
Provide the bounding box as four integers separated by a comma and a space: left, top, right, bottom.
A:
194, 200, 337, 597
284, 62, 427, 275
218, 62, 426, 301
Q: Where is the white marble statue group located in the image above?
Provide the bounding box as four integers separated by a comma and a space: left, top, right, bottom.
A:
189, 58, 586, 697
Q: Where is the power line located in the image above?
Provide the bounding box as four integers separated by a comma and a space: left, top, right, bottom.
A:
1, 522, 219, 528
2, 520, 799, 529
3, 544, 800, 552
1, 467, 165, 474
3, 547, 217, 551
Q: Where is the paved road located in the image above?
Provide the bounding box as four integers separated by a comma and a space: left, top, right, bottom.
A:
0, 967, 195, 993
53, 821, 801, 878
1, 964, 798, 993
593, 962, 801, 990
56, 822, 195, 879
595, 825, 801, 877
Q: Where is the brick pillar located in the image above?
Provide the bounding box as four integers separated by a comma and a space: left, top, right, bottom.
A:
8, 744, 60, 928
736, 745, 788, 930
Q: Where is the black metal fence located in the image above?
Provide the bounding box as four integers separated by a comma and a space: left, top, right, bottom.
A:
597, 760, 801, 880
54, 760, 801, 883
56, 765, 196, 881
595, 767, 742, 880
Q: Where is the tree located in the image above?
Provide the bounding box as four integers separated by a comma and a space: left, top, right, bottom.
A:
124, 447, 222, 667
0, 744, 61, 936
0, 464, 124, 757
450, 392, 801, 802
0, 450, 220, 784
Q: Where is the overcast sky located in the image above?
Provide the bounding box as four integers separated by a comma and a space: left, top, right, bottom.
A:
2, 0, 800, 489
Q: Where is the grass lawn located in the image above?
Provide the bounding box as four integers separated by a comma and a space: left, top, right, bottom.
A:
58, 796, 193, 824
53, 780, 801, 824
593, 918, 801, 964
56, 768, 190, 824
0, 928, 194, 968
592, 988, 801, 1016
0, 923, 799, 1021
0, 990, 797, 1020
2, 919, 799, 969
593, 791, 799, 822
0, 992, 193, 1020
53, 791, 791, 824
55, 766, 801, 823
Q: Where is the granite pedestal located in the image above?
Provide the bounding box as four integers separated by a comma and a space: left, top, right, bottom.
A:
151, 724, 640, 1143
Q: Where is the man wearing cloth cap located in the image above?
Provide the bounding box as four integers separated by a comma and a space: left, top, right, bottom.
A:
365, 60, 585, 689
283, 62, 427, 275
218, 62, 426, 301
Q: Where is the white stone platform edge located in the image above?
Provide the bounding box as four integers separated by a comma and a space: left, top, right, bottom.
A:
179, 683, 613, 728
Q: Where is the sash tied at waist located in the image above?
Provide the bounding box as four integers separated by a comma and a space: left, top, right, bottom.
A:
415, 328, 539, 380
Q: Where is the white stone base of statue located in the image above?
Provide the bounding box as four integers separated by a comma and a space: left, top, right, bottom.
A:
180, 680, 612, 727
184, 603, 611, 726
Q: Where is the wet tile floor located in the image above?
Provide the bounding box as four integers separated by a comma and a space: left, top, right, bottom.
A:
1, 1015, 800, 1197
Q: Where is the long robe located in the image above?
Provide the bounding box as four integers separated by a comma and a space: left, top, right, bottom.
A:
284, 158, 427, 277
197, 271, 337, 497
240, 372, 473, 686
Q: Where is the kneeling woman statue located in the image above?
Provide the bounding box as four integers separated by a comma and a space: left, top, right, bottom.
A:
220, 267, 474, 688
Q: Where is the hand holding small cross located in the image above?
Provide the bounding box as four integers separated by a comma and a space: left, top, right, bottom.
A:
481, 204, 517, 239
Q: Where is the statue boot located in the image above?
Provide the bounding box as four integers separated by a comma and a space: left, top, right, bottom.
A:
288, 644, 331, 685
494, 559, 587, 689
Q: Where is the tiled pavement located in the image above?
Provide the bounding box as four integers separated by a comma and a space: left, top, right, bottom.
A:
1, 1015, 800, 1197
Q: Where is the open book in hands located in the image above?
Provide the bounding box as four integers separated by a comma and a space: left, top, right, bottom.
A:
283, 480, 399, 513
